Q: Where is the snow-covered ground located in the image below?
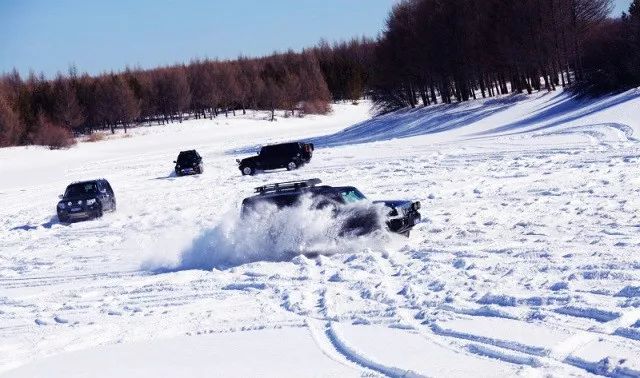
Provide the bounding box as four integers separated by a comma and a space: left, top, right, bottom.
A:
1, 89, 640, 377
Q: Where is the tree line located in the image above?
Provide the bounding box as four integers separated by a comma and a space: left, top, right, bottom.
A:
0, 51, 335, 148
1, 0, 639, 148
369, 0, 640, 113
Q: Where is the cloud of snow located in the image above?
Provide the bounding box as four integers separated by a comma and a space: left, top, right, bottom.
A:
143, 195, 394, 271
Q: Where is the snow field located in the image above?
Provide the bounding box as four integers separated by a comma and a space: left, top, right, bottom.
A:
1, 90, 640, 376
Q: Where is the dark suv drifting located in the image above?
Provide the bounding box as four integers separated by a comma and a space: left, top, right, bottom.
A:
241, 179, 421, 237
174, 150, 203, 176
237, 142, 314, 175
56, 179, 116, 223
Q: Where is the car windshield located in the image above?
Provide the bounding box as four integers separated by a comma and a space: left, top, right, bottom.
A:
65, 183, 98, 197
177, 151, 198, 164
338, 188, 366, 203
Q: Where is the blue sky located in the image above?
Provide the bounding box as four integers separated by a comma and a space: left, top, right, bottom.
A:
0, 0, 633, 78
0, 0, 396, 77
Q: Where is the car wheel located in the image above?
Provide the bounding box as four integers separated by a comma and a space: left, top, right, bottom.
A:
286, 161, 297, 171
111, 199, 117, 211
95, 206, 103, 219
242, 166, 254, 175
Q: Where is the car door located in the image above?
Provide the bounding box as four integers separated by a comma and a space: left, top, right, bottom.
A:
272, 144, 292, 168
261, 146, 279, 169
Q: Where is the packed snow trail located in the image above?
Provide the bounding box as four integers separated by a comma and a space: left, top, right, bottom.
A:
2, 90, 640, 376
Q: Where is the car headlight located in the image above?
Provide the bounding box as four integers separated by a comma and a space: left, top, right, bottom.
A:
86, 199, 96, 205
58, 202, 66, 209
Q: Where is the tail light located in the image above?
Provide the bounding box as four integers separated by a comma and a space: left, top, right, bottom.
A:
412, 201, 421, 211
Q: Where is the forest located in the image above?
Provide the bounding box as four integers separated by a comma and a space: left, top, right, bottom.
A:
0, 0, 638, 148
370, 0, 640, 112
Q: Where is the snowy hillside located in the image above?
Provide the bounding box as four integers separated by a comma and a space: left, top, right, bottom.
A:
1, 89, 640, 377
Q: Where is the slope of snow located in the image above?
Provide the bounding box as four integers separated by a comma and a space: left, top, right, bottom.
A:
1, 90, 640, 377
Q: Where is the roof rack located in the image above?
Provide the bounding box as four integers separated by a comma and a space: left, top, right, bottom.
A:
255, 178, 322, 194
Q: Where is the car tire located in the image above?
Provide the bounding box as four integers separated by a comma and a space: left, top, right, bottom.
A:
95, 205, 103, 219
241, 166, 254, 175
286, 161, 297, 171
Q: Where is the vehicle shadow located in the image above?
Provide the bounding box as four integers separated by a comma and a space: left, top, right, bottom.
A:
10, 224, 38, 231
152, 171, 178, 181
42, 215, 66, 228
11, 215, 66, 231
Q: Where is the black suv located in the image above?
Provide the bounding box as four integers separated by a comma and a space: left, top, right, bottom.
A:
174, 150, 203, 176
237, 142, 314, 175
241, 179, 421, 237
56, 179, 116, 223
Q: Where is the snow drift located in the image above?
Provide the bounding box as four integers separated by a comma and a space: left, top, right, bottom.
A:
145, 196, 392, 271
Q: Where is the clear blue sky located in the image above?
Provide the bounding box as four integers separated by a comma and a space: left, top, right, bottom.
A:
0, 0, 633, 78
0, 0, 397, 78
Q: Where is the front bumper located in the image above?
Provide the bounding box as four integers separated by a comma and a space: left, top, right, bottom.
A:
57, 204, 100, 222
176, 167, 198, 175
387, 211, 421, 234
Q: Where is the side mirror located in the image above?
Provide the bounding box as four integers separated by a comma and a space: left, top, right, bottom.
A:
173, 161, 177, 163
58, 194, 63, 199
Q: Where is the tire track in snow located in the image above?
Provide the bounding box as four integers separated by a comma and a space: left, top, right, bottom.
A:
0, 270, 149, 289
365, 251, 543, 374
301, 256, 423, 378
550, 308, 640, 363
371, 250, 599, 377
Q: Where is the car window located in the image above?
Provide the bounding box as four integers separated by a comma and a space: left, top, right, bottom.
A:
273, 194, 301, 207
259, 146, 273, 156
261, 144, 297, 157
339, 189, 366, 203
65, 183, 98, 197
243, 194, 301, 211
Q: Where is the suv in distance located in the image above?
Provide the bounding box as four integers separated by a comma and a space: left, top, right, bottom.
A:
56, 179, 116, 223
241, 178, 421, 237
237, 142, 314, 175
174, 150, 203, 176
